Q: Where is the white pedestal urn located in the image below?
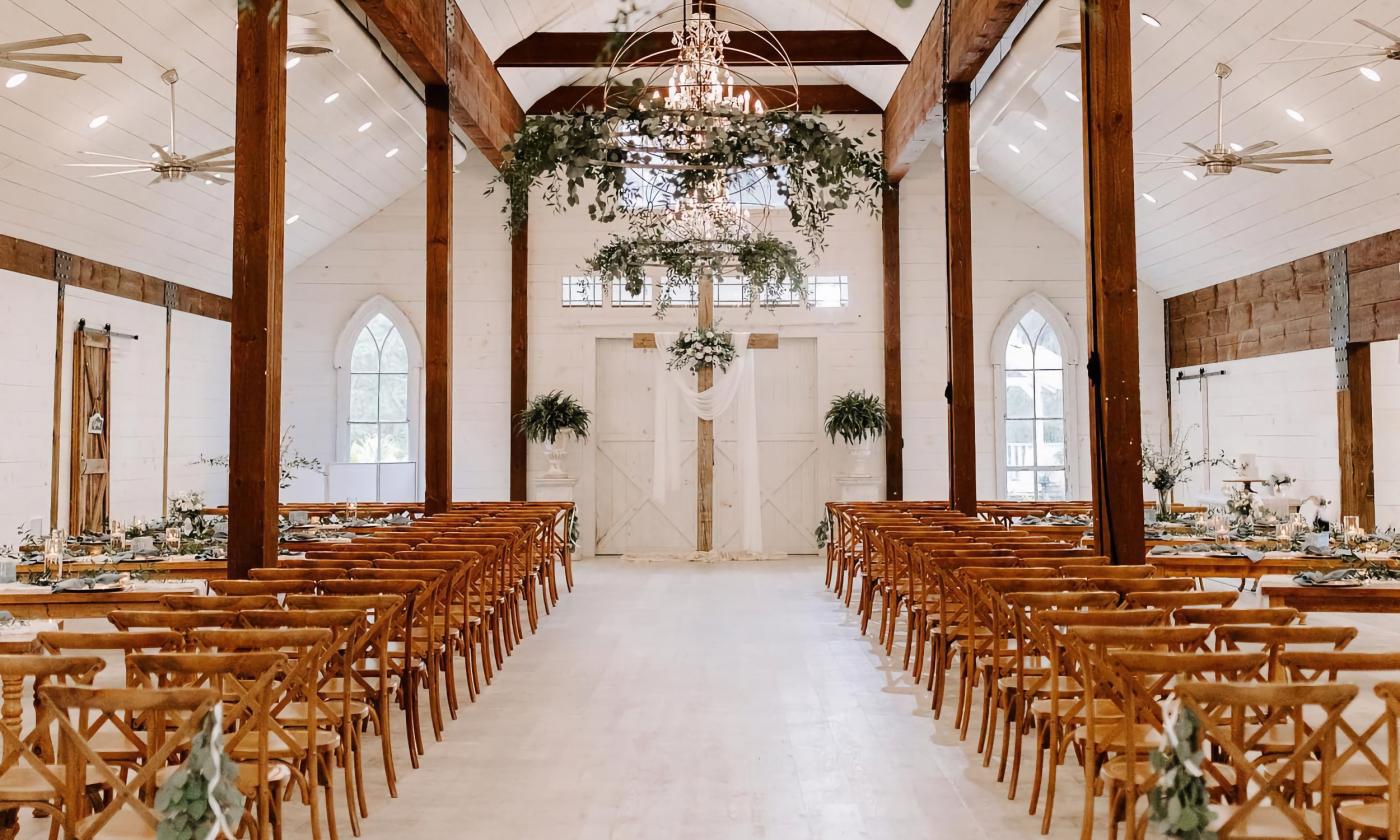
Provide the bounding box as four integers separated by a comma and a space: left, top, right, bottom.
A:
836, 474, 882, 503
542, 437, 570, 478
847, 439, 874, 478
532, 474, 578, 503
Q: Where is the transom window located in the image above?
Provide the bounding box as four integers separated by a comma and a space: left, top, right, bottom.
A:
348, 314, 410, 463
1003, 309, 1066, 501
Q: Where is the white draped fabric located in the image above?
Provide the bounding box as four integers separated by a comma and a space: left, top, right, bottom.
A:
651, 331, 763, 551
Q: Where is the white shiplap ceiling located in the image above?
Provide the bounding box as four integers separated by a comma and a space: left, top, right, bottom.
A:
0, 0, 430, 296
461, 0, 938, 109
974, 0, 1400, 296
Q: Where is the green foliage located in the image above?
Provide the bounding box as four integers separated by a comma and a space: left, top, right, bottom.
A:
814, 517, 831, 549
667, 328, 737, 374
155, 710, 243, 840
489, 105, 887, 252
517, 391, 592, 445
824, 390, 888, 445
1148, 704, 1216, 840
198, 427, 322, 490
586, 229, 806, 315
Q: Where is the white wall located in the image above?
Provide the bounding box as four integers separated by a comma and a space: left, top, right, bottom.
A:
898, 152, 1169, 502
281, 148, 512, 503
1372, 340, 1400, 528
0, 270, 230, 539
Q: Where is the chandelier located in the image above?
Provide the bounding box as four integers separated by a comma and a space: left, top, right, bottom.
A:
662, 7, 764, 115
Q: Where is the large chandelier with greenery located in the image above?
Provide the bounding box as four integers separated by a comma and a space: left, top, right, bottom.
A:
490, 1, 886, 314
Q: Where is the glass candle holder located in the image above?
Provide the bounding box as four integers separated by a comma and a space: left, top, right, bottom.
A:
346, 500, 358, 522
164, 527, 181, 554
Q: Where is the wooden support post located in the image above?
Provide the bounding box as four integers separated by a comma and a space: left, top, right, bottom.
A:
944, 84, 977, 515
1338, 343, 1376, 530
1080, 0, 1145, 564
424, 84, 453, 515
49, 280, 64, 531
696, 270, 716, 551
161, 300, 172, 518
510, 221, 528, 501
882, 185, 904, 501
227, 1, 287, 579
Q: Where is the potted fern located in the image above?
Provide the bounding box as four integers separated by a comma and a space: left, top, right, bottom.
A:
824, 390, 888, 476
517, 391, 592, 477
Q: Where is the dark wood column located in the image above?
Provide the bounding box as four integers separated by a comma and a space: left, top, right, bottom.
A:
1338, 343, 1376, 529
228, 0, 288, 578
424, 84, 453, 514
509, 222, 528, 501
943, 84, 977, 515
882, 184, 904, 501
1080, 0, 1145, 564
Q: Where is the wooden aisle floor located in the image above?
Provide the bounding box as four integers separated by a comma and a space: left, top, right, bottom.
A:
309, 556, 1086, 839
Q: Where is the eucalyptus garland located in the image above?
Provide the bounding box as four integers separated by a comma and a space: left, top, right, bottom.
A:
667, 328, 737, 373
585, 230, 806, 314
1148, 701, 1216, 840
155, 708, 243, 840
490, 104, 887, 251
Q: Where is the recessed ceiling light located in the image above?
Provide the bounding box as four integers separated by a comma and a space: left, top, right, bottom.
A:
1285, 108, 1305, 122
1140, 13, 1162, 27
286, 56, 301, 70
204, 179, 214, 185
357, 121, 372, 133
1141, 192, 1157, 203
384, 147, 399, 158
5, 73, 26, 89
1229, 142, 1244, 152
1064, 90, 1080, 103
1183, 170, 1198, 181
286, 214, 300, 225
87, 114, 108, 129
1360, 66, 1382, 82
1008, 143, 1021, 154
1033, 120, 1048, 131
323, 92, 340, 104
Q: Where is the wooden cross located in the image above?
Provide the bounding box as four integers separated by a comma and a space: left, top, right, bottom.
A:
632, 271, 778, 552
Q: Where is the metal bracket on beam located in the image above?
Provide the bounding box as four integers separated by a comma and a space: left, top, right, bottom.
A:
164, 281, 178, 310
1327, 246, 1350, 390
53, 250, 73, 283
444, 0, 457, 90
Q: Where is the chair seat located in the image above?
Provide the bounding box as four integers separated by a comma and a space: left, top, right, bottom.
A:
1337, 802, 1397, 835
0, 764, 102, 800
1301, 759, 1385, 795
1210, 803, 1322, 837
1100, 755, 1157, 786
998, 675, 1080, 696
1031, 697, 1120, 719
156, 760, 291, 790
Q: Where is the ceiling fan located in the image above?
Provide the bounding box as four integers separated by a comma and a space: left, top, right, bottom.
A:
1265, 18, 1400, 77
1136, 63, 1333, 176
65, 69, 234, 185
0, 34, 122, 80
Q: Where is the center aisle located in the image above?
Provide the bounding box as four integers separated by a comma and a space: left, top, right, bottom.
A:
349, 557, 1083, 839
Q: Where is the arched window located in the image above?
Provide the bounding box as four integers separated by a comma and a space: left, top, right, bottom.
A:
348, 313, 411, 462
992, 295, 1077, 501
334, 296, 422, 472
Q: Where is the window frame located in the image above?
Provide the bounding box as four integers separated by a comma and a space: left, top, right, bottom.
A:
990, 293, 1079, 502
334, 295, 424, 476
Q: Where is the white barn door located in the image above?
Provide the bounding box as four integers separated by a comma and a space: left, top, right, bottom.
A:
593, 336, 819, 555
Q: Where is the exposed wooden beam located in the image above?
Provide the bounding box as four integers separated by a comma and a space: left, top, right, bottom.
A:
425, 84, 453, 515
228, 0, 288, 579
1338, 342, 1376, 530
0, 233, 232, 321
510, 223, 528, 501
528, 83, 882, 115
354, 0, 522, 168
497, 30, 908, 67
883, 1, 1030, 180
944, 85, 977, 516
1080, 0, 1144, 565
882, 184, 904, 501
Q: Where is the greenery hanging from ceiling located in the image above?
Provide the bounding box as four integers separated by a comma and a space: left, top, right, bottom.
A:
488, 102, 888, 252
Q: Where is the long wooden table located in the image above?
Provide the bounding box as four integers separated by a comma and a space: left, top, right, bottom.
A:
0, 581, 206, 619
1261, 580, 1400, 613
18, 558, 230, 581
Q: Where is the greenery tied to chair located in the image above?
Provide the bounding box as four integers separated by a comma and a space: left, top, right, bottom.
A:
155, 707, 243, 840
823, 391, 888, 445
1148, 700, 1216, 840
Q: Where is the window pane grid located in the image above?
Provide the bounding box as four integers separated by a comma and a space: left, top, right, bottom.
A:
561, 276, 603, 307
1004, 309, 1066, 501
348, 319, 411, 464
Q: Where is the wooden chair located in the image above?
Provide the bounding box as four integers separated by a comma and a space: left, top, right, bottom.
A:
210, 579, 319, 597
1337, 682, 1400, 838
1176, 680, 1357, 839
107, 611, 239, 649
250, 568, 350, 583
1172, 607, 1299, 629
158, 594, 280, 611
1124, 590, 1238, 611
44, 684, 221, 840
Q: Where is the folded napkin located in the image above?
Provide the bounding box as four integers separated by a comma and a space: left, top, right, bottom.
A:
1293, 568, 1363, 586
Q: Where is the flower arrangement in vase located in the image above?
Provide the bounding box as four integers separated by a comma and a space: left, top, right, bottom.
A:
1142, 428, 1235, 519
516, 391, 592, 477
824, 390, 889, 476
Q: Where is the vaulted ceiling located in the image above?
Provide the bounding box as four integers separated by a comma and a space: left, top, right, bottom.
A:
0, 0, 429, 296
973, 0, 1400, 296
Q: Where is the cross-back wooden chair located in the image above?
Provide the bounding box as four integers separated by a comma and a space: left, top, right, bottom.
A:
107, 610, 239, 650
1176, 680, 1357, 840
249, 568, 349, 583
210, 579, 319, 597
1172, 607, 1300, 629
1215, 625, 1359, 681
348, 568, 450, 743
1124, 590, 1239, 611
157, 594, 279, 612
1337, 682, 1400, 839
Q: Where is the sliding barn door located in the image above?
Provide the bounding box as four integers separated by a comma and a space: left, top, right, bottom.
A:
70, 330, 111, 533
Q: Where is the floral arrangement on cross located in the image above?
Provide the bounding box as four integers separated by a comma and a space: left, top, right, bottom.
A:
667, 328, 737, 374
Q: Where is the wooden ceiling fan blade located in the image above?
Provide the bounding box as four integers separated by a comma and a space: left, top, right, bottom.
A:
1247, 148, 1331, 160
1237, 141, 1277, 155
149, 143, 176, 164
0, 34, 91, 52
1238, 164, 1284, 174
1182, 141, 1213, 156
202, 175, 230, 185
65, 162, 155, 168
88, 169, 150, 178
76, 151, 152, 163
1317, 60, 1381, 77
1273, 37, 1382, 49
0, 58, 82, 79
4, 52, 122, 64
1355, 19, 1400, 43
186, 146, 234, 164
1254, 158, 1333, 165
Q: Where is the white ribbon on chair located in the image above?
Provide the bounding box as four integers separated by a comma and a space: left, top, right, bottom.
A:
651, 331, 763, 551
